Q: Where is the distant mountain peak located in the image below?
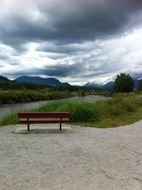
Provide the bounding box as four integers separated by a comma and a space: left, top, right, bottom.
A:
84, 82, 103, 88
84, 81, 114, 89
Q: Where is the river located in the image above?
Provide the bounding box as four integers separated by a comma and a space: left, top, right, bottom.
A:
0, 95, 111, 118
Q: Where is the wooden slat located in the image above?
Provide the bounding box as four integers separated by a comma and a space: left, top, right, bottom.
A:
19, 118, 69, 124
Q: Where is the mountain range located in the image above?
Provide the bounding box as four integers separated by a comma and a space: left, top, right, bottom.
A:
16, 76, 113, 89
15, 76, 71, 87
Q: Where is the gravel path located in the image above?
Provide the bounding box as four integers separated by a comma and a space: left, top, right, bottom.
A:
0, 121, 142, 190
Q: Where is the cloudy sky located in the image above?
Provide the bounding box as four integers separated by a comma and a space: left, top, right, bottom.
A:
0, 0, 142, 85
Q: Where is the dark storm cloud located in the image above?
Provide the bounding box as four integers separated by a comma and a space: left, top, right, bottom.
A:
37, 42, 91, 55
4, 63, 84, 78
0, 0, 142, 48
3, 67, 44, 78
41, 63, 84, 77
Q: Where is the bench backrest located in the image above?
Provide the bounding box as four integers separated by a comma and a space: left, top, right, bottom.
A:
18, 112, 70, 119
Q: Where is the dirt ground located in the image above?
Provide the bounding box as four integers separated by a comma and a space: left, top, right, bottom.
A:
0, 121, 142, 190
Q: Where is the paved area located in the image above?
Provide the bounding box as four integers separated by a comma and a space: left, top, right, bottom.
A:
0, 121, 142, 190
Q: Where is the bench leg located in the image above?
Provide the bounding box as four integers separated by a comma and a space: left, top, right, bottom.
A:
27, 123, 30, 131
60, 122, 62, 131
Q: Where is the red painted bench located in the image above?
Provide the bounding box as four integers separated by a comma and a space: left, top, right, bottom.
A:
18, 112, 70, 131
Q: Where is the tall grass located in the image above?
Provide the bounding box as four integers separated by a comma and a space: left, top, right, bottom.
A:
36, 101, 96, 122
0, 113, 18, 127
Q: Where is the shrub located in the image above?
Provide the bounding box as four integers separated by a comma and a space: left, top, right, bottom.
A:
113, 73, 134, 93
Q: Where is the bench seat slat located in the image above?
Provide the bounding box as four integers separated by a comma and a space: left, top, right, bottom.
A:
18, 112, 70, 118
19, 118, 69, 123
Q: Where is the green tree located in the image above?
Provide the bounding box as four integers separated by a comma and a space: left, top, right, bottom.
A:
138, 79, 142, 91
113, 73, 134, 92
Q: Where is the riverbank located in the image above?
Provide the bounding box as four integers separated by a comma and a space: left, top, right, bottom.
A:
0, 88, 112, 104
0, 120, 142, 189
0, 89, 72, 104
0, 94, 142, 128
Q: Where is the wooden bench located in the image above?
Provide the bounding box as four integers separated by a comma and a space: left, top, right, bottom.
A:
18, 112, 70, 131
